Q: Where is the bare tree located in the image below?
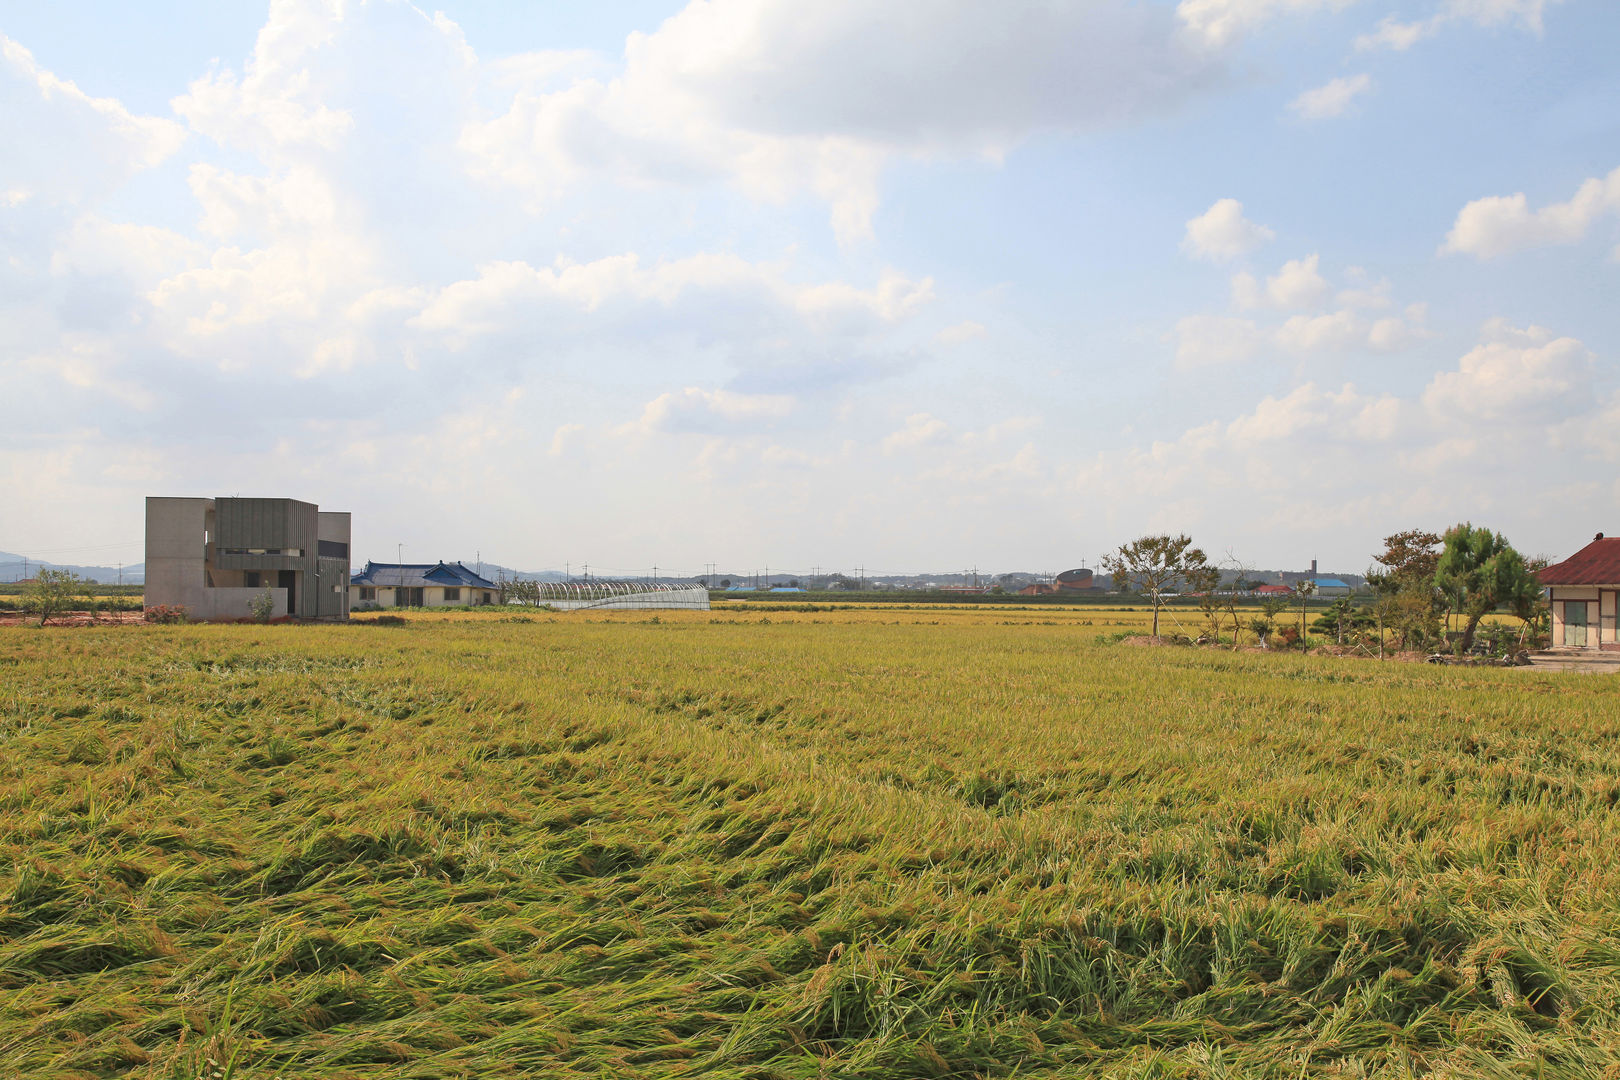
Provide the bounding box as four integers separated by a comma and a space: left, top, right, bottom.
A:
1292, 578, 1317, 646
1221, 556, 1256, 648
1103, 534, 1208, 642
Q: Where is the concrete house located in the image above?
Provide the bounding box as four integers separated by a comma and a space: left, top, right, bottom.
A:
1539, 533, 1620, 651
350, 561, 499, 609
145, 497, 351, 621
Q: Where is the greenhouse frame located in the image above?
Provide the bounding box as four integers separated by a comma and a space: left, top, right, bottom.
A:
520, 580, 711, 611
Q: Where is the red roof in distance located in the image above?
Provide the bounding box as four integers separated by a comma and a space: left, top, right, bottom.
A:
1539, 534, 1620, 586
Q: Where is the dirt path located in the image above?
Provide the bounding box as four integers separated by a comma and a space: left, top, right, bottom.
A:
0, 610, 146, 628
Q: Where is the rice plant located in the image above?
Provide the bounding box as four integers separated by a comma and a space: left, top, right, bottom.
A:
0, 608, 1615, 1077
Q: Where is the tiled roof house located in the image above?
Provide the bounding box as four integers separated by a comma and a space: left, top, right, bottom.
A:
350, 561, 499, 609
1538, 533, 1620, 650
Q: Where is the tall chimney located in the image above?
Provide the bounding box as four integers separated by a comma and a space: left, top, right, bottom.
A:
1310, 558, 1317, 576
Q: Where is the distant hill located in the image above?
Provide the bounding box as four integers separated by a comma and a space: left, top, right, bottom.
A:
0, 552, 144, 585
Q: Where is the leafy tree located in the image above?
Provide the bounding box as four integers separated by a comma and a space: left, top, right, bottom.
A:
1327, 596, 1353, 645
1251, 595, 1289, 647
1508, 556, 1551, 647
22, 569, 90, 626
1435, 523, 1543, 653
1370, 530, 1443, 652
1102, 534, 1208, 641
1376, 529, 1442, 586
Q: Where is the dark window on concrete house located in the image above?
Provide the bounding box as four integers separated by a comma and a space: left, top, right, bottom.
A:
319, 540, 348, 558
359, 587, 375, 601
245, 571, 261, 588
444, 588, 461, 603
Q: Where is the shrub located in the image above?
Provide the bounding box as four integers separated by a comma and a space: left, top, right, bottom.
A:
248, 587, 276, 623
144, 605, 188, 625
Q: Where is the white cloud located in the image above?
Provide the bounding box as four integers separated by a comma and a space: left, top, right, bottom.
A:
49, 217, 207, 284
1174, 315, 1263, 368
882, 413, 951, 454
1335, 268, 1393, 309
1176, 0, 1357, 48
464, 0, 1220, 242
188, 164, 340, 240
1354, 16, 1429, 50
1, 33, 186, 203
1233, 253, 1329, 309
1356, 0, 1563, 51
408, 254, 933, 348
1288, 73, 1372, 120
1274, 301, 1427, 354
623, 387, 796, 436
1422, 319, 1593, 421
1446, 0, 1560, 32
171, 0, 366, 157
1182, 198, 1275, 262
1441, 165, 1620, 258
935, 320, 987, 346
1274, 309, 1366, 352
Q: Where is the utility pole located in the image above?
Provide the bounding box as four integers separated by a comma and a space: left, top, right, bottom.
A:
856, 566, 865, 590
477, 550, 481, 576
397, 543, 402, 566
117, 563, 122, 587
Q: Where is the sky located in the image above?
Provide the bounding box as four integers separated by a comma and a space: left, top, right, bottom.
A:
1, 0, 1617, 578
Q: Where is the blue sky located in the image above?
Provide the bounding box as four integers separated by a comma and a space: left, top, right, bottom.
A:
2, 0, 1616, 577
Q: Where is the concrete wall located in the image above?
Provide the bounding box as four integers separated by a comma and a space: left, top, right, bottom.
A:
145, 495, 341, 622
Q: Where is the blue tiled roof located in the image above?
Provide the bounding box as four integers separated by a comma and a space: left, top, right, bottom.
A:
1309, 577, 1351, 589
351, 561, 498, 590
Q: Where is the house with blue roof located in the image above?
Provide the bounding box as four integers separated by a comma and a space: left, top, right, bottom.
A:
1305, 577, 1352, 597
350, 561, 499, 609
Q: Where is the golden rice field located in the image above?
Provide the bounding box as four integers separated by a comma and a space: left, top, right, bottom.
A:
2, 605, 1617, 1078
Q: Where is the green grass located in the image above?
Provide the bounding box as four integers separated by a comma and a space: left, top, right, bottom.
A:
1, 610, 1617, 1078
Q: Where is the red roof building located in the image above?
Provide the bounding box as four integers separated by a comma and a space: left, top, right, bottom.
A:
1539, 533, 1620, 650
